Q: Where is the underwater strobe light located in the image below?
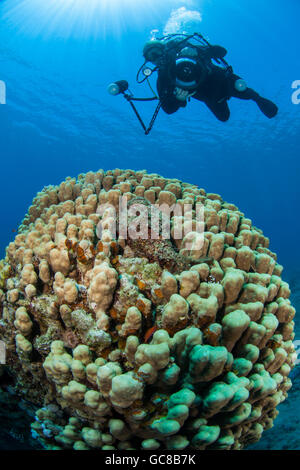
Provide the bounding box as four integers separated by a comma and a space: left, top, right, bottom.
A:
234, 79, 247, 92
107, 80, 129, 96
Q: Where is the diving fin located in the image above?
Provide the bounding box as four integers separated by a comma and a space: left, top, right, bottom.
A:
255, 96, 278, 119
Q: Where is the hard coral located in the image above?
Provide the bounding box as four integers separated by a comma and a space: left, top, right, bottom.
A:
0, 168, 296, 451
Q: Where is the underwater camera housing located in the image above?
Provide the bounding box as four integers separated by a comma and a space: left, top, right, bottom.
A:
175, 57, 207, 91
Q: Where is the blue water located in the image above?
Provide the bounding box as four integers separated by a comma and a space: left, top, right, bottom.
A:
0, 0, 299, 272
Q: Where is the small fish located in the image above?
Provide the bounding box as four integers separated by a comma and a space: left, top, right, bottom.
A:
144, 325, 158, 344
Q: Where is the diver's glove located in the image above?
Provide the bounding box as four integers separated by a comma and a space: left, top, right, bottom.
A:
174, 87, 196, 102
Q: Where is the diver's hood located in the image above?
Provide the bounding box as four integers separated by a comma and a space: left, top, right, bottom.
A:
143, 40, 165, 64
175, 57, 207, 90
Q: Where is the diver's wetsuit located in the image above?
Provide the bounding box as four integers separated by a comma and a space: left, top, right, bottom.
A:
156, 48, 278, 121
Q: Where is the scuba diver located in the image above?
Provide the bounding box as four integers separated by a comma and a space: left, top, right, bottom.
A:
108, 33, 278, 134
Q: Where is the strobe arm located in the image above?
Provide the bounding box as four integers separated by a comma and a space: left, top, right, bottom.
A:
124, 94, 147, 133
123, 93, 161, 135
108, 80, 161, 135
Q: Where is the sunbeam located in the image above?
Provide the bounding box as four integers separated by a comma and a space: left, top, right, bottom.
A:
2, 0, 169, 39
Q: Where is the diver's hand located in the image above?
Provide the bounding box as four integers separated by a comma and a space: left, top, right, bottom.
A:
174, 87, 189, 101
174, 87, 196, 102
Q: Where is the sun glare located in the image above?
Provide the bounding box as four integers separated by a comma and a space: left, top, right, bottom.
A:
2, 0, 161, 39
